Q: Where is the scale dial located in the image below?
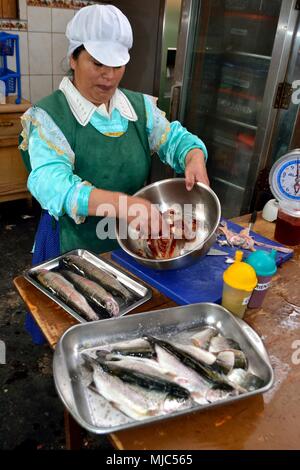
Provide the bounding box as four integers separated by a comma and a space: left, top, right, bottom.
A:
269, 150, 300, 203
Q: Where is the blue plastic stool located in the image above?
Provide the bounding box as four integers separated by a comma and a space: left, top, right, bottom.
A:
0, 32, 22, 104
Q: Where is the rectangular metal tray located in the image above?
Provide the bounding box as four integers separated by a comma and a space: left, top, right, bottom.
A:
53, 303, 274, 435
24, 249, 152, 323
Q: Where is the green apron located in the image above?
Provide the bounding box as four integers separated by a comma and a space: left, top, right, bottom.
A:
20, 89, 151, 254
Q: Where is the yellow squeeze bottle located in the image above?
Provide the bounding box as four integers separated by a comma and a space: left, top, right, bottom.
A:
222, 251, 257, 318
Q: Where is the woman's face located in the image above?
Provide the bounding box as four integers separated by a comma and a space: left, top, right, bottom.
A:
70, 50, 126, 106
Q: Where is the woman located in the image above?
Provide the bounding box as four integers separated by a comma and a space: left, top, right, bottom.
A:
19, 4, 209, 342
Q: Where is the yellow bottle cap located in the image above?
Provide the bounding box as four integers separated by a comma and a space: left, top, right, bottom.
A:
223, 251, 257, 292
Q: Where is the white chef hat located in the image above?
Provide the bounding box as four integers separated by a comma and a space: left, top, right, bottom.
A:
66, 4, 133, 67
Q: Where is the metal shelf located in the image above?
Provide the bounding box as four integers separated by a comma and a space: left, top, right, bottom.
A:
225, 51, 272, 61
214, 115, 258, 131
200, 112, 258, 130
212, 176, 245, 192
201, 49, 272, 61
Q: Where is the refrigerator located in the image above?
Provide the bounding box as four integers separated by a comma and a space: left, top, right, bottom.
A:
163, 0, 300, 218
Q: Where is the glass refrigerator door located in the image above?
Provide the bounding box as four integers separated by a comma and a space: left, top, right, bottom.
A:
270, 15, 300, 163
178, 0, 283, 218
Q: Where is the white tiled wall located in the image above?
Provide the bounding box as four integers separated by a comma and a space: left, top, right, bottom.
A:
7, 32, 29, 75
29, 32, 52, 75
21, 75, 30, 101
53, 75, 64, 91
19, 0, 28, 21
30, 75, 53, 103
52, 8, 74, 34
52, 33, 69, 75
2, 5, 76, 103
19, 32, 29, 75
28, 6, 51, 33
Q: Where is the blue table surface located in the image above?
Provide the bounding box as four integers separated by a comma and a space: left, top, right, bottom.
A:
112, 219, 293, 306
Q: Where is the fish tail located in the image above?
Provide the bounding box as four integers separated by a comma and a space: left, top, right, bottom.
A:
105, 296, 120, 317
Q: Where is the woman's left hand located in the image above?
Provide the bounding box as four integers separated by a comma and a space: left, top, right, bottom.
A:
185, 149, 210, 191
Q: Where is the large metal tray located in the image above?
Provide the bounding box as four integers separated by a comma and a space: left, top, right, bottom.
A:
24, 249, 152, 323
53, 303, 274, 434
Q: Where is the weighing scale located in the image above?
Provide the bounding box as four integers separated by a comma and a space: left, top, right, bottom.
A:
269, 149, 300, 246
269, 149, 300, 203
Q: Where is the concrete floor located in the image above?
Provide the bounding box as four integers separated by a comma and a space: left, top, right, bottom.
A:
0, 200, 113, 450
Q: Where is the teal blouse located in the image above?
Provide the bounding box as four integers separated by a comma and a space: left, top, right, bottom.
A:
20, 93, 207, 224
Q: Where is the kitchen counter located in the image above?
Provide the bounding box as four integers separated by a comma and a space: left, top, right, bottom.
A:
0, 96, 31, 114
0, 96, 31, 203
14, 213, 300, 450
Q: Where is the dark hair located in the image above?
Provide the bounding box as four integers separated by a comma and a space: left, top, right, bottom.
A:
72, 44, 85, 60
67, 45, 85, 77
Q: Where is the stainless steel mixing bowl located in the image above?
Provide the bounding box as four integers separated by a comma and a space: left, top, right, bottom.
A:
116, 178, 221, 270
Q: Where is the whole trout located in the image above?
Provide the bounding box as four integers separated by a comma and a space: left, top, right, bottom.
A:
62, 270, 119, 317
62, 255, 133, 303
36, 269, 99, 321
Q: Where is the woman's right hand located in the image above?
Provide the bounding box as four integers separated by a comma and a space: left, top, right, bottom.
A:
122, 195, 165, 238
88, 189, 166, 238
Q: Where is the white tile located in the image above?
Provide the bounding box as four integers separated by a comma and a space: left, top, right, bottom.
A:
19, 32, 29, 75
21, 75, 30, 101
18, 0, 27, 20
6, 32, 29, 75
28, 33, 52, 75
53, 75, 64, 91
28, 6, 51, 33
52, 33, 69, 75
30, 75, 52, 104
52, 8, 74, 33
6, 59, 14, 72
